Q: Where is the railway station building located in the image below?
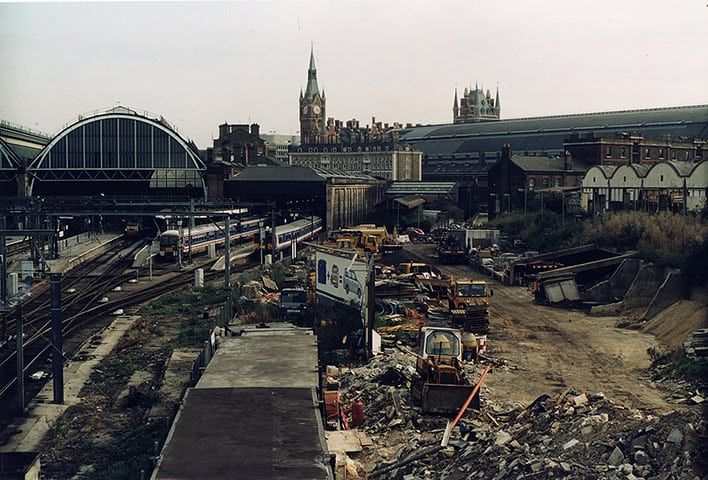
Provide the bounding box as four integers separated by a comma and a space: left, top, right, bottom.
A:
26, 106, 207, 198
399, 104, 708, 215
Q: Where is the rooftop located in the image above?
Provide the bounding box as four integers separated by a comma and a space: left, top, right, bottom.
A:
400, 105, 708, 160
231, 165, 377, 183
386, 181, 457, 196
511, 155, 589, 173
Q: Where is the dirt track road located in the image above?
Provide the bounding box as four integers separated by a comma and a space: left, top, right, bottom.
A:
406, 244, 671, 412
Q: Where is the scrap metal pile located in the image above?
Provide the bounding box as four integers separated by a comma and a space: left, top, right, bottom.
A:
329, 349, 705, 479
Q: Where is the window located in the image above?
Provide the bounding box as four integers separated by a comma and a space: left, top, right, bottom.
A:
528, 178, 535, 188
543, 178, 549, 188
620, 147, 626, 158
623, 176, 627, 182
645, 148, 650, 159
659, 148, 664, 159
605, 146, 611, 157
660, 175, 664, 182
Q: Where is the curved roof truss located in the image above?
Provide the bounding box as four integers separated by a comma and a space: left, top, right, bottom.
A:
0, 137, 21, 181
29, 111, 206, 186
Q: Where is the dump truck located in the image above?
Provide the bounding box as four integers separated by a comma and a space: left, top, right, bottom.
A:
448, 279, 492, 333
411, 327, 479, 413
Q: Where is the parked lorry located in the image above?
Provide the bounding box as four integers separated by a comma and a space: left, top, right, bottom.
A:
437, 229, 467, 264
411, 327, 479, 413
447, 279, 492, 333
279, 287, 309, 318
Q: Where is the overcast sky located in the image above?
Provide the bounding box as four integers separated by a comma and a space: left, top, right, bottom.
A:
1, 1, 706, 147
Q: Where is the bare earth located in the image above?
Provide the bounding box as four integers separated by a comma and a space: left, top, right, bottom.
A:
406, 244, 672, 412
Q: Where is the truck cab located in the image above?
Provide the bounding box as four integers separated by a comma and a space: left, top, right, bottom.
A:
279, 288, 308, 317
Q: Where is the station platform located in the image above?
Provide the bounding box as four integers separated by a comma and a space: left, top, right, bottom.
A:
46, 232, 123, 274
152, 324, 332, 480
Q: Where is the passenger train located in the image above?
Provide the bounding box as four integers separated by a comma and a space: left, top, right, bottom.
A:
159, 215, 323, 260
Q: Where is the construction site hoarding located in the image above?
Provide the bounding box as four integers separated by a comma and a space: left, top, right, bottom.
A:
315, 250, 368, 307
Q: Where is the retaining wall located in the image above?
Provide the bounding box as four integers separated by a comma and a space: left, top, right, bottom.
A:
585, 258, 643, 303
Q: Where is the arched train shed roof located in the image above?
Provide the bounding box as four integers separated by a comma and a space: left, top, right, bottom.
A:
29, 106, 205, 194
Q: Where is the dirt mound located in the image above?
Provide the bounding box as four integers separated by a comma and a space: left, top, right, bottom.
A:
642, 300, 707, 351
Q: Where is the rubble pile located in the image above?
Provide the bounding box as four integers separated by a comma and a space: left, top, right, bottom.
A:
335, 351, 705, 480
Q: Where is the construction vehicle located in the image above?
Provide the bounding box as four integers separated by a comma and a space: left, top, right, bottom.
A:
323, 224, 402, 256
347, 224, 403, 254
323, 230, 378, 256
437, 229, 467, 264
411, 327, 479, 413
397, 262, 438, 277
279, 287, 309, 318
448, 279, 492, 333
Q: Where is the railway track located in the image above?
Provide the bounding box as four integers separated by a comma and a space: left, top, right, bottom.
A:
0, 239, 144, 407
0, 252, 250, 422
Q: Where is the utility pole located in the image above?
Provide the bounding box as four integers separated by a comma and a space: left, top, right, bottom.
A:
50, 273, 64, 404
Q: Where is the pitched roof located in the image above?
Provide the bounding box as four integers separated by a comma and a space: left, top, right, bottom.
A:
386, 181, 457, 195
511, 155, 588, 173
231, 165, 376, 183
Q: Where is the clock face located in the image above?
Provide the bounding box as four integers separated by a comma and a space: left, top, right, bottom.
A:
313, 105, 321, 114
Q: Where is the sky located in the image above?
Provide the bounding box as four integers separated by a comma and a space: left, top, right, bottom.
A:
1, 0, 706, 147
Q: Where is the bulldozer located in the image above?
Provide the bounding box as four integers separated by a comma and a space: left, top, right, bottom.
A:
411, 327, 479, 413
448, 279, 492, 334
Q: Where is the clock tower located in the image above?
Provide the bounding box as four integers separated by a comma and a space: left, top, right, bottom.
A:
299, 46, 326, 144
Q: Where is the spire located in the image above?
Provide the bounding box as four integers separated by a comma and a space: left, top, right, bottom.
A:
495, 85, 500, 111
453, 88, 459, 119
299, 87, 303, 100
309, 44, 316, 71
304, 46, 320, 99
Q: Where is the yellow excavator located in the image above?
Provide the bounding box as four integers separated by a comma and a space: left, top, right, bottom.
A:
411, 327, 479, 413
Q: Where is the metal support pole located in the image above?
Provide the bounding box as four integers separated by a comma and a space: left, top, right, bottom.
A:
270, 205, 277, 259
16, 305, 25, 413
259, 221, 264, 266
0, 215, 6, 305
188, 219, 192, 264
224, 215, 230, 290
366, 262, 375, 359
50, 273, 64, 404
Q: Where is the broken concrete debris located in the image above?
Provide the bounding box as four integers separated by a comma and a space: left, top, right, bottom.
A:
328, 350, 705, 479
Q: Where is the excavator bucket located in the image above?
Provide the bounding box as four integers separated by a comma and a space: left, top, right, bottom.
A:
419, 382, 479, 414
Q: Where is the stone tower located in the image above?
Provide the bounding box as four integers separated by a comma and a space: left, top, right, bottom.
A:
453, 83, 500, 124
299, 47, 326, 144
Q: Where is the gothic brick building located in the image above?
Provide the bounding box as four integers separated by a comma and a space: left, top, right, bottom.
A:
453, 84, 501, 124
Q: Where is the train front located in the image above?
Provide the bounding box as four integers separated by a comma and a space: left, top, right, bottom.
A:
159, 230, 181, 257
